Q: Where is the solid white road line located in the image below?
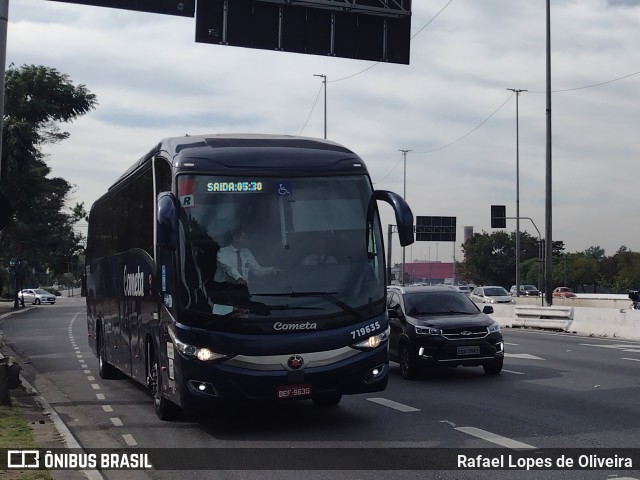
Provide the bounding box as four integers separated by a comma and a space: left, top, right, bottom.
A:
367, 397, 420, 412
502, 369, 525, 375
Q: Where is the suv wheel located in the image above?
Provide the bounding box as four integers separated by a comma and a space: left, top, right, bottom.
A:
399, 343, 418, 380
483, 357, 503, 375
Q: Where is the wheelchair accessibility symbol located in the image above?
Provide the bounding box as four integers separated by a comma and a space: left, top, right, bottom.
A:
277, 183, 292, 196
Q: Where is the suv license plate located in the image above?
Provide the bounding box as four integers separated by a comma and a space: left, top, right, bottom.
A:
277, 384, 312, 399
457, 346, 480, 356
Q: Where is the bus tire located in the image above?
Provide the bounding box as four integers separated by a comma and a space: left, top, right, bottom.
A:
97, 327, 117, 379
151, 354, 182, 421
312, 392, 342, 407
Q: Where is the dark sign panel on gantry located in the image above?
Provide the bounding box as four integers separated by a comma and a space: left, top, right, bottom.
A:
194, 0, 412, 64
415, 216, 457, 242
46, 0, 195, 17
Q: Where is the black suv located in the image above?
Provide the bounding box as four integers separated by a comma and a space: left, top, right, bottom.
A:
387, 285, 504, 379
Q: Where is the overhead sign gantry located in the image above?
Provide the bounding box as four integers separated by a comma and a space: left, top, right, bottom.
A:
46, 0, 411, 64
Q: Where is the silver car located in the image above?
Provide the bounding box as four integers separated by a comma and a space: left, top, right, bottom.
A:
18, 288, 57, 305
469, 286, 514, 304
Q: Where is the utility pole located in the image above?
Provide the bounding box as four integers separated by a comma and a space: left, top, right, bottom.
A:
545, 0, 553, 306
313, 74, 327, 139
0, 0, 9, 182
399, 149, 411, 285
507, 88, 527, 297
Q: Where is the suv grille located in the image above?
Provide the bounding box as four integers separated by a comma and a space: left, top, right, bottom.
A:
442, 326, 488, 340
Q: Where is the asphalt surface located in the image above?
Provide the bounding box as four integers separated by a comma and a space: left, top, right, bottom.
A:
1, 298, 640, 480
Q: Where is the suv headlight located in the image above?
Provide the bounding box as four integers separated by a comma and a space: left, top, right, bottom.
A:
488, 322, 501, 334
415, 325, 442, 336
352, 327, 390, 350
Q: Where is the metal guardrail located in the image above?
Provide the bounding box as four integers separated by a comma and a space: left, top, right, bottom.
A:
513, 305, 574, 331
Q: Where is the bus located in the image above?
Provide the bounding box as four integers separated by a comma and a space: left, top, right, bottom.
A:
85, 134, 414, 420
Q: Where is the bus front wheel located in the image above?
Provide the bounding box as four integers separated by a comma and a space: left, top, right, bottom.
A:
151, 354, 182, 421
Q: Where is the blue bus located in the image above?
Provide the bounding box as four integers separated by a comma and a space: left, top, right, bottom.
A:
85, 134, 414, 420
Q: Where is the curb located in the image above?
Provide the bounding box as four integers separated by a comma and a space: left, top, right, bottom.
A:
18, 375, 105, 480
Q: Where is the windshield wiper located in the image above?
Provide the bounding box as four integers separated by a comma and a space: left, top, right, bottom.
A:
253, 291, 363, 318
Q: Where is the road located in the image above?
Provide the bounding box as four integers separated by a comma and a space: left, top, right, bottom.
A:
1, 297, 639, 480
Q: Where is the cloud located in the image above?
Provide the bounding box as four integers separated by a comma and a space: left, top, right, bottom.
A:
6, 0, 640, 264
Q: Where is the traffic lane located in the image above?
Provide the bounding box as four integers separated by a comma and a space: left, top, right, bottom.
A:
1, 303, 153, 480
3, 306, 638, 478
503, 329, 640, 396
380, 334, 640, 449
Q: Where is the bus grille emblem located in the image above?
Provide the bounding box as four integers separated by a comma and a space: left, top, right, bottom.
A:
287, 355, 304, 370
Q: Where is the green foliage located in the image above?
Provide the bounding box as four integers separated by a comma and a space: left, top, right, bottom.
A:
0, 64, 97, 288
459, 231, 640, 293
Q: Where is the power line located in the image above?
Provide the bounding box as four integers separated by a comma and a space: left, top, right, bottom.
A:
528, 70, 640, 93
329, 0, 456, 84
373, 67, 640, 183
297, 82, 324, 136
297, 1, 457, 135
413, 91, 515, 154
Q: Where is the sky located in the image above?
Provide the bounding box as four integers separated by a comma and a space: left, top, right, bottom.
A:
5, 0, 640, 265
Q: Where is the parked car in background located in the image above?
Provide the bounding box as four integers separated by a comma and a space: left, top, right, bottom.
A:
386, 285, 504, 378
509, 284, 541, 297
553, 287, 577, 298
470, 286, 514, 304
456, 285, 474, 296
18, 288, 57, 305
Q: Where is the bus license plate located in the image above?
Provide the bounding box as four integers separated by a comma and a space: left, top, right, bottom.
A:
277, 383, 312, 399
457, 346, 480, 356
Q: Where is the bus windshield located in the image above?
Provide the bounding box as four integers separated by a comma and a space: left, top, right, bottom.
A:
176, 174, 385, 323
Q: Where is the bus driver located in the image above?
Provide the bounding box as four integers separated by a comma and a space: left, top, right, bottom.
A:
214, 227, 282, 286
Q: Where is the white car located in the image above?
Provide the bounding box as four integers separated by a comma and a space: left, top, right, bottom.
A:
469, 286, 514, 304
456, 285, 474, 296
18, 288, 57, 305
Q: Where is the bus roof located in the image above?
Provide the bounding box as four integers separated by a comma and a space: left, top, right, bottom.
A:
111, 134, 366, 191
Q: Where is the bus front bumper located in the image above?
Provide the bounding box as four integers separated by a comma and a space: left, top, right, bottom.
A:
175, 344, 388, 405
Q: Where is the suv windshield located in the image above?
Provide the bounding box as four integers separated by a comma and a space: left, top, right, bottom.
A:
404, 291, 479, 315
176, 174, 385, 322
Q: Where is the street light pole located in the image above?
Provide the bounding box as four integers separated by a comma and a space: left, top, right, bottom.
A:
544, 0, 553, 306
313, 74, 327, 139
0, 0, 9, 182
507, 88, 527, 297
399, 149, 411, 286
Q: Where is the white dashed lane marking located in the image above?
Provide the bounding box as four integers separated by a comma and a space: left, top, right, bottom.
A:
69, 313, 139, 450
122, 434, 138, 446
110, 417, 123, 427
455, 426, 537, 450
505, 353, 545, 360
367, 397, 420, 412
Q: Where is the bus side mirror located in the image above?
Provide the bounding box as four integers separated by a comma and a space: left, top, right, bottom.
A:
374, 190, 414, 247
157, 192, 177, 249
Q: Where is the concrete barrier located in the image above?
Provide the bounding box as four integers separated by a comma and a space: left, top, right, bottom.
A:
488, 303, 640, 341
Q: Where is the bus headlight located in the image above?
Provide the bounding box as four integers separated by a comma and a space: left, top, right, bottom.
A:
352, 327, 389, 350
170, 333, 229, 362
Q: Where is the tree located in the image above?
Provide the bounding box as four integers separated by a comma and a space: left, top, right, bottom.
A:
0, 65, 97, 304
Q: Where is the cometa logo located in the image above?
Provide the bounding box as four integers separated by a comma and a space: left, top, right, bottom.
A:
124, 266, 145, 297
273, 322, 318, 331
